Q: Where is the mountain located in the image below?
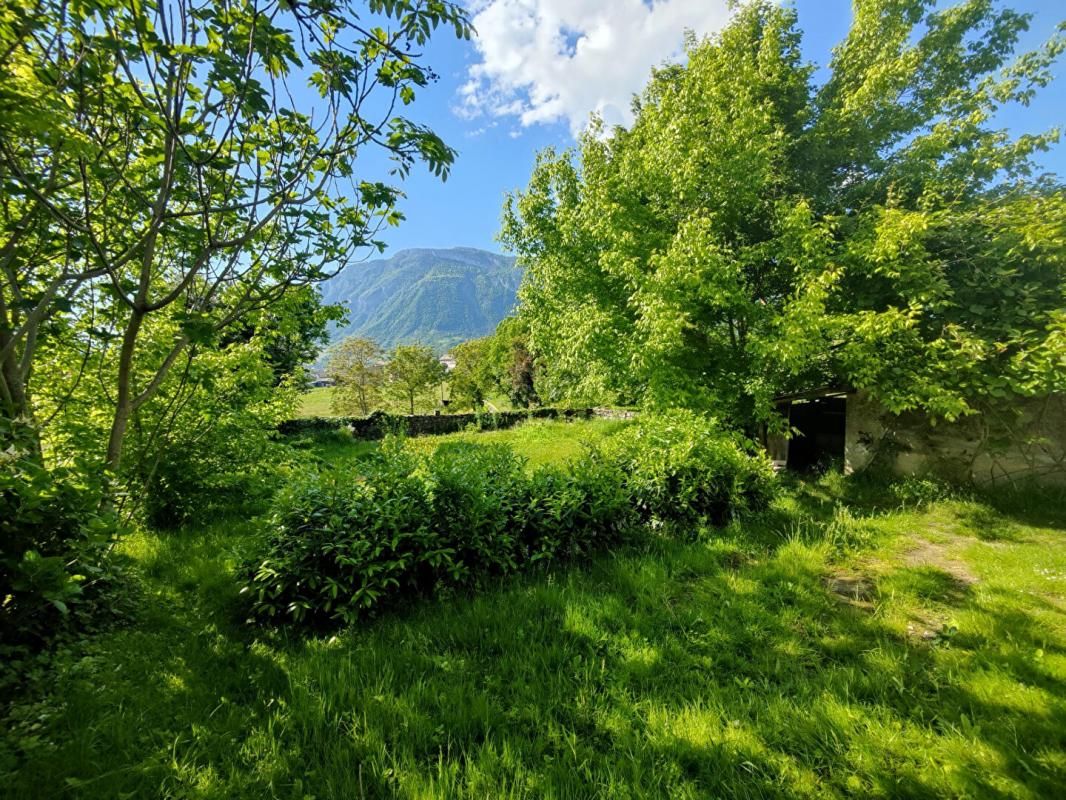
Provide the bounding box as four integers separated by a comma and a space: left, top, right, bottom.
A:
320, 247, 522, 353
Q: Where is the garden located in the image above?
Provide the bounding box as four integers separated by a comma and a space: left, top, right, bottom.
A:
3, 0, 1065, 797
3, 417, 1065, 798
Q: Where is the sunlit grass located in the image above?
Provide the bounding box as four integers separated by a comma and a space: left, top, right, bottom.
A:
296, 417, 631, 473
401, 417, 630, 468
295, 386, 335, 417
3, 452, 1065, 799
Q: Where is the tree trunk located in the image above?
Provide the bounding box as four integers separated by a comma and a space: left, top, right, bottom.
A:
0, 311, 43, 462
0, 362, 42, 461
106, 308, 144, 472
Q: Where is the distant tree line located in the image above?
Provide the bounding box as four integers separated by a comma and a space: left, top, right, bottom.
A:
326, 339, 446, 416
325, 316, 540, 417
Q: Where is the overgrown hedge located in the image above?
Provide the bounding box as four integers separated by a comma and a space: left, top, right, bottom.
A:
244, 412, 775, 625
277, 408, 594, 438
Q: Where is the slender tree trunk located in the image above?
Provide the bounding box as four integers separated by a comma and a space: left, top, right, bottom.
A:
106, 308, 145, 472
0, 348, 27, 419
0, 356, 42, 461
0, 296, 43, 461
409, 391, 414, 415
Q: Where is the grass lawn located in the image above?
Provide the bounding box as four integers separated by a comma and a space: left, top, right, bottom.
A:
297, 417, 632, 473
294, 388, 496, 418
3, 422, 1066, 798
297, 386, 335, 417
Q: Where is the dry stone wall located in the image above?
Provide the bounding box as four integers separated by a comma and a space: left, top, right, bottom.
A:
279, 408, 601, 439
845, 391, 1065, 486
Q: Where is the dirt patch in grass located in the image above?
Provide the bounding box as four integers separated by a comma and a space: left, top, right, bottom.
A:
901, 537, 978, 587
904, 614, 957, 643
825, 529, 978, 639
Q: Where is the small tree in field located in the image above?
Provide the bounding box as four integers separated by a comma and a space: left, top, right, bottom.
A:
449, 338, 493, 409
386, 344, 445, 415
326, 337, 385, 416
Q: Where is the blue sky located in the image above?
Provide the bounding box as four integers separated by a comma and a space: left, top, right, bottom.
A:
368, 0, 1065, 255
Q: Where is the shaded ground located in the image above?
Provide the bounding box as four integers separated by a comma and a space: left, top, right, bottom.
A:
2, 433, 1065, 799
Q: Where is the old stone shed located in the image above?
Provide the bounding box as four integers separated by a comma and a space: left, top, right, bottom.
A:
766, 388, 1066, 486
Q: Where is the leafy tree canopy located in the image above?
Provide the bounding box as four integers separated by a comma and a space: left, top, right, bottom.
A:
386, 343, 445, 414
0, 0, 471, 468
326, 335, 385, 416
502, 0, 1065, 428
449, 337, 494, 410
450, 317, 541, 409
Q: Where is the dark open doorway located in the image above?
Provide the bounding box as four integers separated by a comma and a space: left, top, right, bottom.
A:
786, 396, 846, 471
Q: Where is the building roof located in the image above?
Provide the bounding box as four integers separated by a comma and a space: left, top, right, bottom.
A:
772, 385, 853, 403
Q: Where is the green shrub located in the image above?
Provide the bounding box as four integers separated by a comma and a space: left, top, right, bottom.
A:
0, 419, 120, 647
607, 410, 777, 524
524, 449, 636, 563
425, 442, 529, 583
140, 448, 280, 529
244, 438, 639, 623
131, 346, 299, 528
889, 474, 956, 508
244, 440, 448, 623
244, 418, 776, 625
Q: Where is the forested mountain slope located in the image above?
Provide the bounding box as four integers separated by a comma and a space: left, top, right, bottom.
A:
321, 247, 520, 351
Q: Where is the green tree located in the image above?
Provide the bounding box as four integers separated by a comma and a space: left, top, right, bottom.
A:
449, 338, 493, 409
486, 316, 541, 408
503, 0, 1065, 428
450, 319, 543, 410
0, 0, 471, 469
225, 287, 343, 389
36, 287, 315, 520
386, 344, 445, 415
507, 336, 539, 409
326, 336, 385, 416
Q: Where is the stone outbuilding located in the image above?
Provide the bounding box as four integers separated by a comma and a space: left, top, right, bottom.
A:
766, 388, 1065, 486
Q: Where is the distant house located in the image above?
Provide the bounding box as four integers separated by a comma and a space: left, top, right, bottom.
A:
310, 377, 335, 388
766, 387, 1065, 486
439, 354, 457, 372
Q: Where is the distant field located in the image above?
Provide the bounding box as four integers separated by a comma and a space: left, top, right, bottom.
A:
297, 386, 334, 417
296, 386, 526, 418
295, 387, 461, 417
422, 417, 627, 467
306, 417, 632, 472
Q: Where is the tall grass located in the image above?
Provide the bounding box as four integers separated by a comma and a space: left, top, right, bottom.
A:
3, 427, 1065, 799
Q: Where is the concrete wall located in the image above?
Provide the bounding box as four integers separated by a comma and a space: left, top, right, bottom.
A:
845, 391, 1066, 486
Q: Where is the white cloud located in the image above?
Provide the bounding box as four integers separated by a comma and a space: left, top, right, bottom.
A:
457, 0, 733, 135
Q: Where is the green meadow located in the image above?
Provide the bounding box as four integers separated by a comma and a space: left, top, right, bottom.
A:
4, 420, 1064, 799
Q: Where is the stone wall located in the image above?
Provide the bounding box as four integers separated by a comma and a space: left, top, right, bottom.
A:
845, 391, 1065, 486
279, 408, 601, 439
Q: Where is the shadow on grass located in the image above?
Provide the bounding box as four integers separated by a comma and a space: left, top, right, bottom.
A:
4, 476, 1066, 799
881, 565, 973, 604
955, 505, 1029, 543
976, 482, 1066, 531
